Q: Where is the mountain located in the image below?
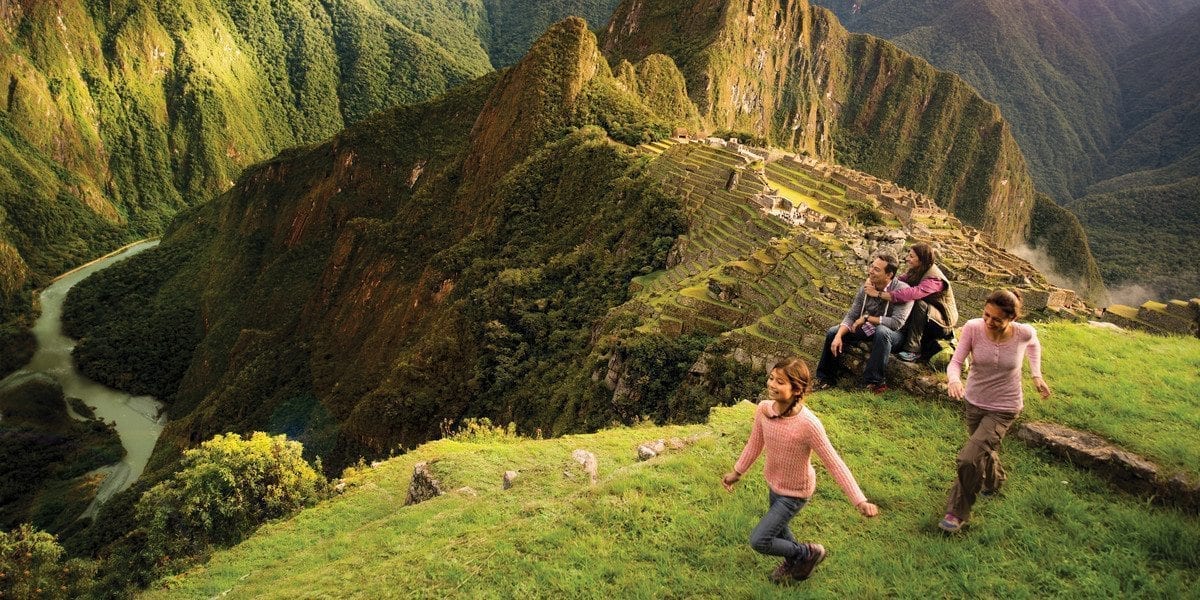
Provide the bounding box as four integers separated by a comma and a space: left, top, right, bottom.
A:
1066, 3, 1200, 301
0, 0, 624, 375
601, 0, 1105, 302
788, 0, 1122, 203
59, 3, 1087, 537
810, 0, 1200, 303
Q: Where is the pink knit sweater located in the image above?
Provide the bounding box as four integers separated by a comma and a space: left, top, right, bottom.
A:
947, 318, 1043, 412
733, 401, 868, 504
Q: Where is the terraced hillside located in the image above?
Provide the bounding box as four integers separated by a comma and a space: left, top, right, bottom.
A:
624, 138, 1078, 368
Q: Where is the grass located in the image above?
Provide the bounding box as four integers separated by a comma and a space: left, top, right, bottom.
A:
143, 341, 1200, 598
1023, 322, 1200, 479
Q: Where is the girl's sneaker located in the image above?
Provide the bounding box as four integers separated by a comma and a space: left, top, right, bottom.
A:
789, 543, 826, 580
770, 557, 796, 583
938, 513, 963, 533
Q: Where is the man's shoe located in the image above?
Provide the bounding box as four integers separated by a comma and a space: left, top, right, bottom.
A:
897, 351, 919, 362
812, 379, 833, 391
789, 543, 826, 581
867, 383, 888, 395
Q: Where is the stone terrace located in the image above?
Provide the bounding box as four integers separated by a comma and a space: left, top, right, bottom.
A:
627, 138, 1083, 368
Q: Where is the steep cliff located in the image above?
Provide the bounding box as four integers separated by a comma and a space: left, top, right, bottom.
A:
64, 18, 684, 476
0, 0, 626, 372
601, 0, 1105, 301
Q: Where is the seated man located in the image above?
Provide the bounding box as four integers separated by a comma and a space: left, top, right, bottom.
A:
815, 253, 913, 394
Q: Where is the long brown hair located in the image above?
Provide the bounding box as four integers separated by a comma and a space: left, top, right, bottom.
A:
902, 242, 934, 282
986, 288, 1024, 319
767, 357, 811, 419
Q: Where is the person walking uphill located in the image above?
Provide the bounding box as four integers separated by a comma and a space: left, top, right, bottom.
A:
814, 254, 913, 394
939, 289, 1051, 533
722, 357, 879, 584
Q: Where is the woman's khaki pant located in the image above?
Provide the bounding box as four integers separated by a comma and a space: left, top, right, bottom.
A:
946, 402, 1018, 521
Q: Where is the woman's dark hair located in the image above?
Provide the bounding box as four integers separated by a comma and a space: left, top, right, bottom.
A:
985, 288, 1023, 319
903, 242, 935, 282
767, 357, 811, 419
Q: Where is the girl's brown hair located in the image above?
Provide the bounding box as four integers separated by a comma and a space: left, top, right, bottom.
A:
767, 357, 811, 419
985, 288, 1024, 319
902, 242, 935, 282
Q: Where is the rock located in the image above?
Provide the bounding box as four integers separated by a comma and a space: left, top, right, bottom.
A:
503, 470, 519, 490
571, 449, 598, 485
637, 445, 657, 461
456, 486, 478, 497
333, 480, 347, 494
404, 462, 444, 506
1013, 422, 1199, 512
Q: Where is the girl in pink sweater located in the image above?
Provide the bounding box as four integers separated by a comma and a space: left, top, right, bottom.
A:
722, 357, 879, 583
940, 289, 1052, 533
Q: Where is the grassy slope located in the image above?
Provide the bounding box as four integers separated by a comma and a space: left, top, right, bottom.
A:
144, 322, 1199, 598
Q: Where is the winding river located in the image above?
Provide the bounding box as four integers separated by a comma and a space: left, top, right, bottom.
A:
0, 240, 164, 515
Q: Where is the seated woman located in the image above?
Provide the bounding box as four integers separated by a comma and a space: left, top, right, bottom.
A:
867, 242, 958, 361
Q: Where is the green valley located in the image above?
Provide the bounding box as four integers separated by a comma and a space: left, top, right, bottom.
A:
0, 0, 622, 376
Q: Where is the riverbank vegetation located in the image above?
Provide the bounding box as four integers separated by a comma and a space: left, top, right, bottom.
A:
0, 376, 123, 535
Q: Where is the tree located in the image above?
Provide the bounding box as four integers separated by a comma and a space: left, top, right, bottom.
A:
135, 432, 327, 562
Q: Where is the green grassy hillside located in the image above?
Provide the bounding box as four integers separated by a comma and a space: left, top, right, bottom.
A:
142, 321, 1199, 597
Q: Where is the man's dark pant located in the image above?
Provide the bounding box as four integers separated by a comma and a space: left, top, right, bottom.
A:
815, 324, 904, 386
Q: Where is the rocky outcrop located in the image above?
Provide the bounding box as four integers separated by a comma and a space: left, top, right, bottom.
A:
404, 462, 444, 506
1015, 422, 1199, 514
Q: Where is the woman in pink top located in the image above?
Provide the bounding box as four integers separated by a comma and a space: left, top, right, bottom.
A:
722, 357, 879, 583
939, 289, 1051, 533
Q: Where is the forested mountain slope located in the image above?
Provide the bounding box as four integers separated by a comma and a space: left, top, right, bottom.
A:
0, 0, 623, 374
1066, 3, 1200, 301
813, 0, 1200, 302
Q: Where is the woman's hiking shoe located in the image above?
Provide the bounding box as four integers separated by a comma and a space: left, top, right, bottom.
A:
938, 513, 964, 533
867, 383, 888, 395
789, 543, 826, 581
897, 351, 920, 362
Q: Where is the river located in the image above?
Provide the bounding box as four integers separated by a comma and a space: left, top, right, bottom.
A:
0, 240, 164, 515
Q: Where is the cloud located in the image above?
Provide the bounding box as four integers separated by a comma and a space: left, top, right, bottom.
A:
1008, 243, 1085, 297
1104, 283, 1157, 308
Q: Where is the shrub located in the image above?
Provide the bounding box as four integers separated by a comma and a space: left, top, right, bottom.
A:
0, 524, 95, 599
134, 432, 327, 561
